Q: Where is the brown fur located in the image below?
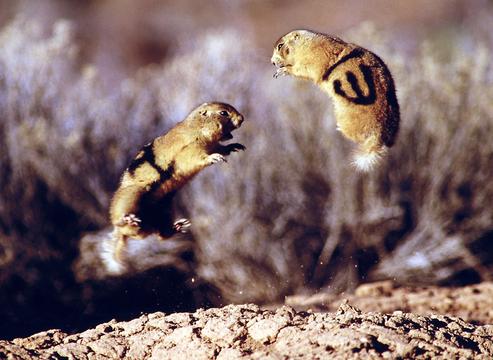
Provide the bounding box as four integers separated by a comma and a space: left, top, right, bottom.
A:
271, 29, 399, 171
108, 102, 245, 268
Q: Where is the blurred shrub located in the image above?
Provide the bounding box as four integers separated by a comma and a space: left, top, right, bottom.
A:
0, 17, 492, 337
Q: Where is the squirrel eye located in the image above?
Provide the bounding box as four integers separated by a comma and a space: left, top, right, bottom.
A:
219, 110, 229, 117
277, 43, 284, 51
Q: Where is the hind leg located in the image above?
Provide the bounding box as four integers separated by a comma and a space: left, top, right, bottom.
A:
110, 185, 147, 233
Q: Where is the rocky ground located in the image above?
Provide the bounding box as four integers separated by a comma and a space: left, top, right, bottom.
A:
286, 281, 493, 325
1, 282, 492, 359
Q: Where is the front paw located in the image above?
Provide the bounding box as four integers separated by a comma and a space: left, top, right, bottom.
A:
227, 143, 246, 153
173, 218, 191, 233
208, 153, 227, 164
116, 214, 142, 227
273, 67, 288, 78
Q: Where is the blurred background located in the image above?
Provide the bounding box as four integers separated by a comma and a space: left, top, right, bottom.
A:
0, 0, 492, 340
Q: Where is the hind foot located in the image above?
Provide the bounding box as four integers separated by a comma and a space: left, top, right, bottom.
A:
116, 214, 142, 227
173, 218, 191, 233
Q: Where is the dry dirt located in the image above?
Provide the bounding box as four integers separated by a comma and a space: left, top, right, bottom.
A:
286, 281, 493, 325
1, 282, 492, 359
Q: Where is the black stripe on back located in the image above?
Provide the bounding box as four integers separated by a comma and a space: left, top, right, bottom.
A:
128, 142, 155, 175
141, 160, 176, 203
128, 141, 176, 183
346, 65, 376, 105
333, 64, 376, 105
158, 161, 175, 183
322, 48, 364, 81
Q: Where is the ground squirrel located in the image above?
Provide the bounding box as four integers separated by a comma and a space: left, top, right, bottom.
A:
271, 29, 400, 171
105, 102, 245, 273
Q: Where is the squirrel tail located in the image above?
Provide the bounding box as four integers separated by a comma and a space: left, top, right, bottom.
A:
100, 230, 127, 275
351, 144, 387, 172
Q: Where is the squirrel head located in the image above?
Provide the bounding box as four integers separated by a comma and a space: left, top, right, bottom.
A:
271, 29, 343, 82
192, 102, 244, 144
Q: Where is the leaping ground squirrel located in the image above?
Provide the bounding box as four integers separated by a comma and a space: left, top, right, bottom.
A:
105, 102, 245, 273
271, 29, 400, 171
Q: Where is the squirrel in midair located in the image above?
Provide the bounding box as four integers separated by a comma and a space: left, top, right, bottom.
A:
271, 29, 400, 171
105, 102, 245, 273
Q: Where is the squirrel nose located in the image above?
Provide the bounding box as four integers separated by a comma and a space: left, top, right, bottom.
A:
237, 114, 244, 126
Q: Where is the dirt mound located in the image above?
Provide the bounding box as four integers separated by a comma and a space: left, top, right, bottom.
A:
286, 281, 493, 325
1, 300, 492, 359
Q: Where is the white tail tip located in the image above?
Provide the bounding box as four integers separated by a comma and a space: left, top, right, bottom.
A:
351, 148, 386, 172
100, 232, 126, 275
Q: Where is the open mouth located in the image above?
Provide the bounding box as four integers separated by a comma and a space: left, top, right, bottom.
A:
220, 115, 244, 143
220, 132, 234, 142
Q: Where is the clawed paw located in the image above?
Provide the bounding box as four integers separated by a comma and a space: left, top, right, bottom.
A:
117, 214, 142, 227
173, 218, 191, 233
208, 153, 226, 164
229, 143, 246, 152
273, 67, 288, 78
